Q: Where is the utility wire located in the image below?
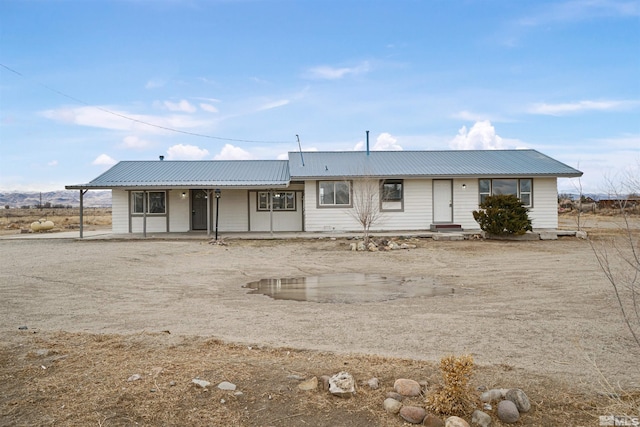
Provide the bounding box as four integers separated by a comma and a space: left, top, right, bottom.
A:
0, 63, 294, 144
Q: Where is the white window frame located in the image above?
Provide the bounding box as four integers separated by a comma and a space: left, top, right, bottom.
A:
257, 191, 296, 211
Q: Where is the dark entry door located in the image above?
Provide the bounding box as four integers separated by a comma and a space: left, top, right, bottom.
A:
191, 190, 208, 230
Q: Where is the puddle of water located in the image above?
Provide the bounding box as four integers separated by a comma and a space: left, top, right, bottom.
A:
243, 273, 457, 303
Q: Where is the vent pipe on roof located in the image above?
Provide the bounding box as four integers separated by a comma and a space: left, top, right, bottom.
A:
366, 130, 370, 156
296, 134, 305, 167
159, 155, 164, 161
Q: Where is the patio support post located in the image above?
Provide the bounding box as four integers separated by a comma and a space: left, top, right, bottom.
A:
206, 190, 211, 236
79, 189, 88, 239
143, 190, 147, 238
269, 190, 274, 236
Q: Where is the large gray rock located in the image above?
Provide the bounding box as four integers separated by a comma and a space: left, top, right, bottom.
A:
471, 409, 492, 427
497, 400, 520, 423
399, 405, 426, 424
445, 416, 470, 427
328, 371, 356, 398
505, 388, 531, 413
393, 378, 422, 396
383, 397, 402, 414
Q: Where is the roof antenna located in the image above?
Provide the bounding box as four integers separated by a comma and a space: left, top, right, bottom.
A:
366, 130, 370, 156
296, 134, 305, 167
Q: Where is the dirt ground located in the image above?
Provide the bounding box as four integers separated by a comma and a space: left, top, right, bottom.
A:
0, 214, 638, 426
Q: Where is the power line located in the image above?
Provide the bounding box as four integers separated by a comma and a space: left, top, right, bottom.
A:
0, 63, 294, 144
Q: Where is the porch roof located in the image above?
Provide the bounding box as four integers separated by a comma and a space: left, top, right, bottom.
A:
287, 149, 583, 179
66, 160, 290, 189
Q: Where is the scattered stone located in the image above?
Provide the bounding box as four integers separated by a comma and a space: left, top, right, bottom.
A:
497, 400, 520, 424
367, 242, 378, 251
539, 231, 558, 240
217, 381, 237, 391
35, 349, 50, 357
234, 391, 243, 396
393, 378, 421, 397
18, 326, 28, 330
320, 375, 331, 391
366, 377, 379, 389
399, 405, 426, 424
480, 388, 503, 402
483, 403, 492, 411
505, 388, 531, 413
357, 242, 366, 251
383, 397, 402, 414
350, 242, 357, 251
576, 230, 588, 240
127, 374, 142, 382
328, 371, 356, 398
471, 409, 492, 427
287, 374, 305, 380
169, 381, 176, 387
386, 391, 403, 401
192, 379, 211, 388
150, 388, 157, 393
298, 376, 318, 391
423, 414, 445, 427
445, 416, 470, 427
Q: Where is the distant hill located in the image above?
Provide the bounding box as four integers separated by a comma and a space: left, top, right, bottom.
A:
0, 190, 112, 208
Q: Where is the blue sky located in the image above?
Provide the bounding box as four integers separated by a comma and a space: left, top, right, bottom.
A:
1, 0, 638, 194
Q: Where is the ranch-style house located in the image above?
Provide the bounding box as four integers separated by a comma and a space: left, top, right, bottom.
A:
66, 149, 582, 237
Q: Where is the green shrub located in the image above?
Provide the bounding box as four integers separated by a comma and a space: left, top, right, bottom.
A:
472, 194, 532, 235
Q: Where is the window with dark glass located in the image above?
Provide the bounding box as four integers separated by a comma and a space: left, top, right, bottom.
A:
131, 191, 166, 214
381, 179, 403, 201
318, 181, 351, 206
478, 179, 532, 207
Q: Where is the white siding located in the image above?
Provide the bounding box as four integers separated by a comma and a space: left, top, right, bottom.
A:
453, 179, 481, 229
529, 177, 558, 229
304, 179, 434, 232
111, 190, 129, 233
248, 191, 304, 231
168, 190, 190, 232
374, 179, 432, 231
217, 189, 249, 232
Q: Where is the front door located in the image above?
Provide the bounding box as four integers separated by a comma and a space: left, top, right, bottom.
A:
433, 180, 453, 223
191, 190, 208, 230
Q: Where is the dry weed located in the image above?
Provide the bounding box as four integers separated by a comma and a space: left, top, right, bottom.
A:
425, 354, 477, 416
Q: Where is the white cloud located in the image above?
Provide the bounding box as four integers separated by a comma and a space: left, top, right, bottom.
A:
47, 160, 58, 167
257, 99, 290, 111
163, 99, 197, 113
121, 135, 153, 150
450, 121, 507, 150
213, 144, 254, 160
200, 103, 219, 113
145, 79, 166, 89
92, 154, 117, 166
518, 0, 639, 27
305, 61, 371, 80
42, 106, 210, 134
529, 100, 639, 115
166, 144, 210, 160
354, 132, 403, 151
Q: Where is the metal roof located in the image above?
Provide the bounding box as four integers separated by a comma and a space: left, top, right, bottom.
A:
288, 149, 582, 178
66, 160, 290, 189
